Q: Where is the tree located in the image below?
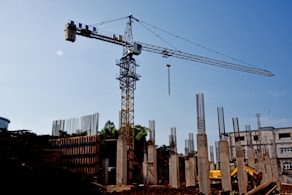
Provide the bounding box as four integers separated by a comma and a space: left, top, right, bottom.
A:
134, 124, 148, 142
100, 120, 119, 140
58, 130, 70, 138
133, 124, 148, 168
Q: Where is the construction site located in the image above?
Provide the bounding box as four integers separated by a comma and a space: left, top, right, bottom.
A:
1, 109, 292, 194
1, 15, 291, 194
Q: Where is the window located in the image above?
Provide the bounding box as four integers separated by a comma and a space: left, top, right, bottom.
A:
253, 135, 259, 141
283, 162, 292, 170
279, 133, 291, 139
235, 136, 245, 142
281, 148, 292, 154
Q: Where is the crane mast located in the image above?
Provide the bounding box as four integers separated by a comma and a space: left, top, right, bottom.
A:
64, 15, 274, 184
117, 15, 140, 150
65, 15, 141, 183
116, 16, 140, 183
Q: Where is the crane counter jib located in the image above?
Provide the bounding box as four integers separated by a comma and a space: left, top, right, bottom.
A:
64, 20, 141, 56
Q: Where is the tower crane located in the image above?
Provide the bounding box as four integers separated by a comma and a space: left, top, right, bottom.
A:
64, 15, 273, 184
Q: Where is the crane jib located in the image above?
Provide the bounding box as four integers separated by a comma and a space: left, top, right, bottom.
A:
138, 42, 274, 77
65, 20, 274, 77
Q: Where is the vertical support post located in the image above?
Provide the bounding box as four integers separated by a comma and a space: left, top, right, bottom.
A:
217, 106, 232, 193
233, 117, 247, 194
196, 93, 210, 195
116, 138, 127, 185
147, 120, 157, 185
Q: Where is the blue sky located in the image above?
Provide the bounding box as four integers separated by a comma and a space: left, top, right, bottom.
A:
1, 1, 291, 154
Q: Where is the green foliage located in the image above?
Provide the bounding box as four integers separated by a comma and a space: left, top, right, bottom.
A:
134, 124, 148, 141
58, 130, 70, 138
58, 130, 87, 138
72, 131, 87, 137
100, 120, 119, 139
99, 121, 148, 142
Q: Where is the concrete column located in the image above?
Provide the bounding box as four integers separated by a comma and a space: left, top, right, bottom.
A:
219, 140, 232, 193
185, 158, 190, 187
104, 158, 109, 184
147, 144, 157, 185
169, 153, 180, 188
247, 147, 256, 168
271, 157, 281, 191
235, 142, 247, 194
116, 138, 127, 185
189, 156, 197, 186
271, 158, 279, 181
142, 148, 148, 184
264, 154, 273, 181
257, 152, 265, 184
197, 133, 210, 195
247, 147, 256, 188
142, 161, 148, 184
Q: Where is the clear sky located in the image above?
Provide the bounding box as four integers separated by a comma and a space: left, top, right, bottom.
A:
1, 1, 291, 154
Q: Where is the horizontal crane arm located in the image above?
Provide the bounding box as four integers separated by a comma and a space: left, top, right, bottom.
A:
65, 20, 274, 77
137, 41, 274, 77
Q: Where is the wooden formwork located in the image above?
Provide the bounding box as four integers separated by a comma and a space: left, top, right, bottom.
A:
49, 135, 100, 178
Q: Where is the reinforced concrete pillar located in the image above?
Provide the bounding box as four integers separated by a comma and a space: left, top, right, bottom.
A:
189, 156, 197, 186
247, 147, 256, 168
271, 157, 281, 191
103, 158, 109, 185
271, 158, 279, 181
235, 142, 247, 194
265, 154, 273, 182
247, 147, 256, 188
219, 140, 232, 193
169, 153, 180, 188
197, 133, 210, 195
147, 144, 157, 185
185, 158, 190, 187
257, 152, 266, 184
116, 138, 127, 185
142, 147, 148, 184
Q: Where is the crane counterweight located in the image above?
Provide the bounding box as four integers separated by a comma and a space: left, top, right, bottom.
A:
65, 22, 76, 42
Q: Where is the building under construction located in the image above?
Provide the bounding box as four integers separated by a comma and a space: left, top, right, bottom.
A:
3, 98, 292, 195
47, 99, 292, 193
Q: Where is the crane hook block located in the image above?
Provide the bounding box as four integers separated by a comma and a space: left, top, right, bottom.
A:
65, 21, 77, 42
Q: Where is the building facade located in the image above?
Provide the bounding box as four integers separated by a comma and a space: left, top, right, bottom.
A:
227, 126, 292, 183
0, 116, 10, 130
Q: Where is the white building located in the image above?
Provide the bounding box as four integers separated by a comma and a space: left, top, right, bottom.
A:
227, 126, 292, 183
